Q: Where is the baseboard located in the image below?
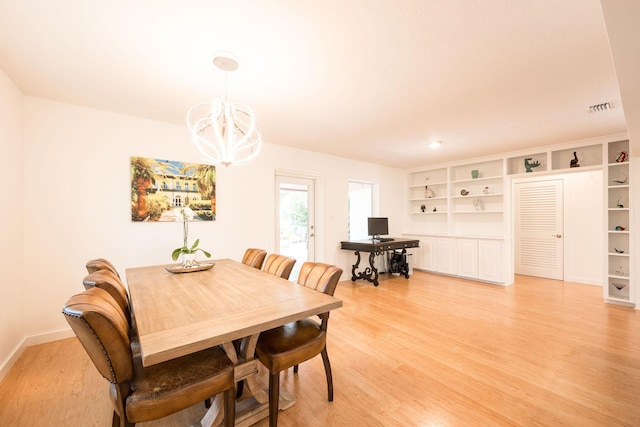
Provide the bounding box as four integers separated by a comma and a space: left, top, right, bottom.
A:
0, 328, 74, 383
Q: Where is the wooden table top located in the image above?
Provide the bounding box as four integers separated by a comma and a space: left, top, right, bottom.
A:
126, 258, 343, 367
340, 237, 420, 252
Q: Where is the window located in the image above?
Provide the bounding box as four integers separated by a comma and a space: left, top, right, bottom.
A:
348, 181, 375, 240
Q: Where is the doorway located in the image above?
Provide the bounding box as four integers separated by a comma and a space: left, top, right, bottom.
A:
275, 174, 315, 281
514, 179, 564, 280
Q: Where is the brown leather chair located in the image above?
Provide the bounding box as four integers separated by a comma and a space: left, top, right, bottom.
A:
241, 248, 267, 269
255, 262, 343, 427
82, 270, 130, 324
262, 254, 296, 280
62, 287, 236, 427
85, 257, 121, 278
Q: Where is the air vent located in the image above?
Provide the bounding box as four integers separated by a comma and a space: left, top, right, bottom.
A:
588, 102, 612, 113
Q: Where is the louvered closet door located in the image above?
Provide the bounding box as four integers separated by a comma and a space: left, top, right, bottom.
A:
514, 179, 564, 280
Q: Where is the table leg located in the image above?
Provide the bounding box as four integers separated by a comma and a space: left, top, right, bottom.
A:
196, 336, 278, 427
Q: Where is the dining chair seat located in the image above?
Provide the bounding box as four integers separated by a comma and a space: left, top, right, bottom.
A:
256, 318, 325, 373
62, 287, 235, 427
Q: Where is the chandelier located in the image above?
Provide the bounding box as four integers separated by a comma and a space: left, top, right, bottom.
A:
187, 52, 262, 166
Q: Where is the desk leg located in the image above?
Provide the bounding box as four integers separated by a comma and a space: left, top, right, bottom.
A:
350, 250, 361, 281
349, 250, 380, 286
369, 252, 379, 286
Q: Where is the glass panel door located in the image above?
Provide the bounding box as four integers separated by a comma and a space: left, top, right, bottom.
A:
276, 175, 315, 281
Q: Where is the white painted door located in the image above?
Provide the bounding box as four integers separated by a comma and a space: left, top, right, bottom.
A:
275, 175, 315, 281
514, 179, 564, 280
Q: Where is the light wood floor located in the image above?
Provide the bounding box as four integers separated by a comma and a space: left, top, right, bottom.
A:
1, 272, 639, 426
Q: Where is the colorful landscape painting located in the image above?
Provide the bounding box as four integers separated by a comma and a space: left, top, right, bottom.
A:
130, 156, 216, 222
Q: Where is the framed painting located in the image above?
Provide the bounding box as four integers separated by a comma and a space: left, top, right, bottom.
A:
131, 156, 216, 222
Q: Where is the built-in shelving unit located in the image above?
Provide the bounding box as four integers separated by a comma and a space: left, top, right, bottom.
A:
605, 140, 633, 305
405, 159, 508, 284
406, 137, 633, 299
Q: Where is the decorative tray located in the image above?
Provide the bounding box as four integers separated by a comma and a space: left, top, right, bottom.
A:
165, 261, 215, 274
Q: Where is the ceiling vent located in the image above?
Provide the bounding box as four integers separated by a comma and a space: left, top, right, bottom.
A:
588, 102, 612, 113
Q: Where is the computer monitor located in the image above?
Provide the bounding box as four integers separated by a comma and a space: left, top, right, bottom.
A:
367, 217, 389, 239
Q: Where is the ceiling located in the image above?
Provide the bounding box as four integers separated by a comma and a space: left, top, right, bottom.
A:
0, 0, 628, 169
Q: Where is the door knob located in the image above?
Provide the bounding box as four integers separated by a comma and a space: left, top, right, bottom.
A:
554, 234, 562, 238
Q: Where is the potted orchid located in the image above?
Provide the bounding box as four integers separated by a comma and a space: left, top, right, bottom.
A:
171, 207, 211, 267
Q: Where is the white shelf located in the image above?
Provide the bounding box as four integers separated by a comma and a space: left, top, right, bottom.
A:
450, 176, 502, 184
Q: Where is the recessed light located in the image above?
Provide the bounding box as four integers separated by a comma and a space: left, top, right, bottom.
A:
429, 141, 442, 149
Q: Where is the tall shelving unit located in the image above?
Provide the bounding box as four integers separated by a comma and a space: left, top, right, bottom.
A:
605, 140, 633, 305
405, 159, 508, 285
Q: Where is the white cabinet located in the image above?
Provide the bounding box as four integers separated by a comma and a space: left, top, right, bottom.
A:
418, 236, 436, 271
456, 238, 478, 278
436, 237, 457, 275
478, 239, 504, 282
408, 235, 508, 284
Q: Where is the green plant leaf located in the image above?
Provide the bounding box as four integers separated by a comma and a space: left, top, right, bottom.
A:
190, 239, 200, 251
171, 247, 184, 261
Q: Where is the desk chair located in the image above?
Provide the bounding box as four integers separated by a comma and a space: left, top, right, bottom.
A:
256, 262, 342, 427
62, 287, 235, 427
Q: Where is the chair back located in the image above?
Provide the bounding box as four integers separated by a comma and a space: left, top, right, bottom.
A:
241, 248, 267, 269
263, 254, 296, 280
297, 262, 343, 297
62, 287, 133, 385
82, 270, 130, 321
85, 258, 121, 278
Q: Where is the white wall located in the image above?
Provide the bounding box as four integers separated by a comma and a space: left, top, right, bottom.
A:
20, 97, 406, 342
0, 68, 25, 376
563, 170, 604, 285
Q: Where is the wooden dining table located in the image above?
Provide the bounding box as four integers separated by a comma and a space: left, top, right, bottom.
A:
126, 258, 343, 427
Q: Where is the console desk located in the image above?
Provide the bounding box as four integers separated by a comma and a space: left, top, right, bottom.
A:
340, 238, 420, 286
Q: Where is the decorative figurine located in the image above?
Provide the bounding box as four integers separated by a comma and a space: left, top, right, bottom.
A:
617, 197, 624, 208
433, 206, 437, 212
615, 225, 626, 231
420, 204, 426, 212
570, 151, 579, 168
615, 266, 625, 276
471, 170, 479, 179
616, 151, 627, 163
425, 186, 435, 198
613, 172, 628, 184
614, 248, 625, 254
460, 189, 469, 196
612, 282, 626, 291
483, 186, 490, 194
473, 199, 484, 211
524, 157, 541, 173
